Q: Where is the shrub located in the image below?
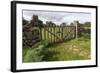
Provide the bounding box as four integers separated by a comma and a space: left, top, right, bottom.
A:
23, 41, 49, 62
23, 48, 43, 62
81, 33, 90, 39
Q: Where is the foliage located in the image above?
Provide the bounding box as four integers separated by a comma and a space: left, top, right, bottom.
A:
23, 18, 29, 25
81, 33, 90, 39
23, 48, 43, 62
60, 22, 67, 26
83, 22, 91, 27
46, 21, 56, 26
38, 19, 43, 27
23, 41, 49, 62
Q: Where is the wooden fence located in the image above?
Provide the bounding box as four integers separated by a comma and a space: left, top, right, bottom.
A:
39, 25, 76, 44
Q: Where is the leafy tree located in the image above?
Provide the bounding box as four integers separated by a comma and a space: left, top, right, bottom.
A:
60, 23, 66, 26
23, 18, 29, 25
46, 21, 56, 26
83, 22, 91, 27
38, 19, 43, 27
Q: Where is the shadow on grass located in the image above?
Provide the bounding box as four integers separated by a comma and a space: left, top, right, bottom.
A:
42, 51, 60, 61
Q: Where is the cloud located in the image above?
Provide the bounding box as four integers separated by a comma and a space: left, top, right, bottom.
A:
23, 10, 91, 24
62, 13, 91, 23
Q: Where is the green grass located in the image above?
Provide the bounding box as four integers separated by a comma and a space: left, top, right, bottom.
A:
23, 41, 49, 62
42, 37, 90, 61
23, 33, 91, 62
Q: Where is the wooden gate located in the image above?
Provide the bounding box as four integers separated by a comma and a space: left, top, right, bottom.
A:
40, 25, 76, 43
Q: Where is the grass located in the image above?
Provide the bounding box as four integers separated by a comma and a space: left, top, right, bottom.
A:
42, 36, 90, 61
23, 40, 49, 62
23, 33, 91, 62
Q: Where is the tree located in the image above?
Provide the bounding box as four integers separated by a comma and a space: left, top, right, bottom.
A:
46, 21, 56, 26
38, 19, 43, 27
23, 18, 29, 25
60, 23, 66, 26
83, 22, 91, 27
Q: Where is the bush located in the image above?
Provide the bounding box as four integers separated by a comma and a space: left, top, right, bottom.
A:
23, 41, 49, 62
23, 48, 43, 62
81, 33, 90, 39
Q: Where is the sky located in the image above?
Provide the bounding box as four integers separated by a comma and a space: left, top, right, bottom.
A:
23, 10, 91, 25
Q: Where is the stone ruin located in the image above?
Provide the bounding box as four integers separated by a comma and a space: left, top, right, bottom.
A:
23, 15, 41, 48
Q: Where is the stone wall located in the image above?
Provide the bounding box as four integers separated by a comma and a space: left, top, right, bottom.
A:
23, 15, 40, 48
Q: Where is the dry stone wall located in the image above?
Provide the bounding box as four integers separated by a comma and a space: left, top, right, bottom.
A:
23, 15, 40, 48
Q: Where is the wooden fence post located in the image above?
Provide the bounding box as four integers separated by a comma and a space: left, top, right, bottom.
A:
61, 26, 63, 41
74, 21, 80, 39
